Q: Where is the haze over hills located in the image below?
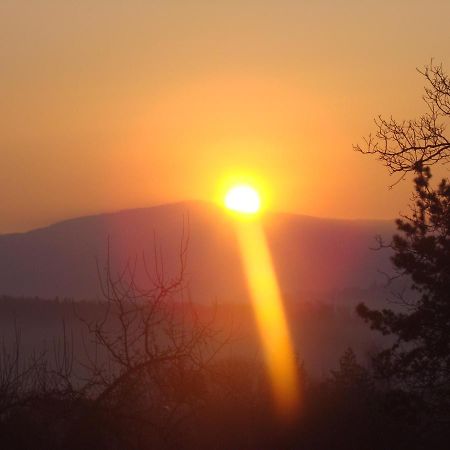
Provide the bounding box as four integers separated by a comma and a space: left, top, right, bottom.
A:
0, 201, 395, 302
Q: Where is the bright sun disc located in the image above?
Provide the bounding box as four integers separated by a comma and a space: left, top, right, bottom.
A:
225, 185, 261, 214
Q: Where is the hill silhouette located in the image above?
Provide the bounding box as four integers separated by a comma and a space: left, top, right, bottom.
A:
0, 201, 394, 302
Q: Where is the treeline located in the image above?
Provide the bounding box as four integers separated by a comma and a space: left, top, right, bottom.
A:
0, 343, 444, 449
0, 292, 385, 379
0, 291, 446, 449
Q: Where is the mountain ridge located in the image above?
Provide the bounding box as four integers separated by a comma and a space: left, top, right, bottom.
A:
0, 200, 394, 237
0, 201, 395, 301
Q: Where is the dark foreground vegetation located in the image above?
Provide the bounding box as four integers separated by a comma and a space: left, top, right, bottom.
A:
0, 315, 447, 450
1, 346, 446, 450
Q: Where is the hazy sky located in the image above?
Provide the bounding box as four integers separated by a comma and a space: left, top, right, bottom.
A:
2, 0, 450, 232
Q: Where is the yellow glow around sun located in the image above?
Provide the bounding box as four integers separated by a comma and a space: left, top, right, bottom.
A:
225, 185, 261, 214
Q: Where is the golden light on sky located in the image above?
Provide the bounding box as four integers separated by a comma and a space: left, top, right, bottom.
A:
225, 185, 261, 214
2, 1, 450, 232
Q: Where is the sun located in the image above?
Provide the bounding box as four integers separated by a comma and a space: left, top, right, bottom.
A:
225, 185, 261, 214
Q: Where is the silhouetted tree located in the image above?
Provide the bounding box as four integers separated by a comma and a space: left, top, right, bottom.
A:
355, 61, 450, 177
330, 348, 372, 393
356, 63, 450, 446
358, 168, 450, 406
69, 228, 230, 449
355, 169, 450, 450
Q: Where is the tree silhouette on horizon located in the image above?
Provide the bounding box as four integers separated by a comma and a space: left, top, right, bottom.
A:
357, 63, 450, 437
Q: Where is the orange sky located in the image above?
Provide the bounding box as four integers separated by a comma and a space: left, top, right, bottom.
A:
1, 0, 450, 233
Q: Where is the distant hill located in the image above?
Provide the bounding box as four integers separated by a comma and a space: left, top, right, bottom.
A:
0, 201, 395, 302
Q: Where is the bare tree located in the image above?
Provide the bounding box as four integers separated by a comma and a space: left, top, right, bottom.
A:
0, 318, 78, 427
355, 61, 450, 178
74, 222, 230, 447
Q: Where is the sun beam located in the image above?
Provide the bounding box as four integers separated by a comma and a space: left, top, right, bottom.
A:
235, 220, 300, 419
224, 183, 300, 420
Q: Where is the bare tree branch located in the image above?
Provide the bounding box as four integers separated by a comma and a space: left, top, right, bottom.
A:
355, 61, 450, 175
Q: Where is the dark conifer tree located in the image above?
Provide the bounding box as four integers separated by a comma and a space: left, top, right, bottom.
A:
358, 167, 450, 418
